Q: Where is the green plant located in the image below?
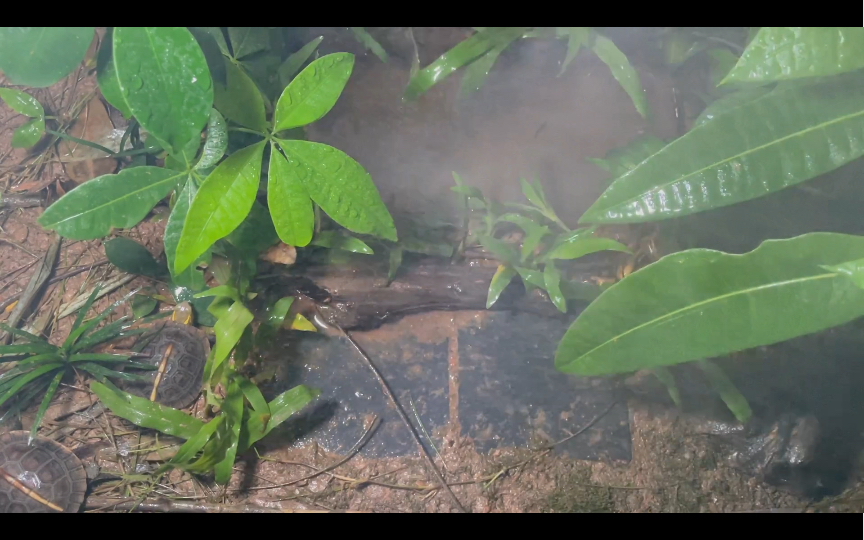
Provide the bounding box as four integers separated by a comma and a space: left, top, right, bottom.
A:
0, 287, 161, 441
554, 27, 864, 420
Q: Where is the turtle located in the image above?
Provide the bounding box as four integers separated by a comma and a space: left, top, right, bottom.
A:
0, 431, 87, 513
121, 321, 210, 409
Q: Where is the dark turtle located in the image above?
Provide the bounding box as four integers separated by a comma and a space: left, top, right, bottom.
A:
122, 321, 210, 409
0, 431, 87, 513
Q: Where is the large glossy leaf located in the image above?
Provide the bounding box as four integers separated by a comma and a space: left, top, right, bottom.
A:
91, 381, 204, 439
273, 53, 354, 132
175, 141, 265, 274
693, 87, 771, 128
104, 237, 164, 278
96, 29, 132, 118
38, 167, 181, 239
0, 27, 94, 87
722, 27, 864, 85
276, 140, 396, 241
226, 201, 279, 253
267, 144, 314, 247
278, 36, 323, 88
591, 34, 647, 118
227, 27, 268, 60
460, 28, 525, 97
165, 180, 210, 287
187, 27, 227, 86
113, 27, 213, 155
580, 78, 864, 224
555, 233, 864, 376
214, 59, 267, 132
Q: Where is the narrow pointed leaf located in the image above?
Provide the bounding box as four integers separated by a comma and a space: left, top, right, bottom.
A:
38, 167, 182, 239
165, 179, 210, 288
213, 377, 243, 483
91, 381, 204, 439
651, 367, 682, 407
96, 29, 132, 118
160, 415, 223, 472
227, 27, 268, 60
543, 262, 566, 313
350, 28, 388, 63
580, 79, 864, 224
276, 140, 396, 241
28, 370, 63, 442
0, 343, 57, 357
721, 27, 864, 85
0, 324, 42, 343
278, 36, 324, 88
265, 297, 294, 329
545, 236, 630, 261
175, 141, 265, 274
68, 286, 101, 339
0, 364, 62, 409
558, 27, 590, 76
486, 265, 516, 309
267, 144, 314, 247
555, 233, 864, 376
0, 27, 94, 87
698, 360, 752, 423
591, 34, 647, 118
460, 30, 522, 97
214, 59, 267, 132
274, 53, 354, 132
240, 385, 319, 451
237, 376, 270, 425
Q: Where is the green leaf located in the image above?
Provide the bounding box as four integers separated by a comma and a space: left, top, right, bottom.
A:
276, 140, 396, 241
240, 385, 320, 451
0, 88, 43, 118
0, 27, 94, 87
479, 235, 519, 265
11, 119, 45, 149
267, 142, 314, 247
214, 59, 267, 132
227, 27, 268, 60
591, 135, 667, 179
388, 247, 403, 283
175, 141, 265, 274
721, 27, 864, 85
113, 27, 213, 155
193, 284, 241, 302
38, 167, 182, 240
0, 323, 43, 343
96, 29, 132, 118
196, 27, 229, 57
708, 49, 739, 88
350, 28, 388, 63
580, 79, 864, 224
131, 295, 157, 319
195, 109, 228, 170
209, 302, 254, 384
237, 376, 270, 424
651, 367, 682, 407
821, 257, 864, 289
0, 363, 62, 409
265, 297, 294, 329
91, 381, 205, 439
273, 53, 354, 132
555, 233, 864, 376
558, 27, 590, 76
68, 286, 101, 341
514, 266, 545, 290
697, 360, 752, 423
0, 343, 58, 356
591, 34, 647, 118
519, 178, 546, 210
311, 231, 374, 254
213, 376, 243, 483
28, 370, 63, 441
451, 185, 485, 200
188, 27, 227, 86
165, 180, 210, 288
104, 237, 164, 278
278, 36, 324, 89
693, 87, 771, 128
460, 29, 524, 97
160, 415, 224, 472
226, 201, 279, 254
545, 236, 630, 261
486, 265, 516, 309
543, 262, 566, 313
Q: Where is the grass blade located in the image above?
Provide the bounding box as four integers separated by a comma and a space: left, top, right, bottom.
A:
0, 363, 62, 409
28, 371, 63, 442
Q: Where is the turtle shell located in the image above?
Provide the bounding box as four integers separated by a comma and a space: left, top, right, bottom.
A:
0, 431, 87, 513
122, 322, 209, 409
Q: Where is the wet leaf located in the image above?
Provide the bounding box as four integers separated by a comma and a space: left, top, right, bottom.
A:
175, 141, 265, 274
0, 364, 63, 409
29, 371, 63, 441
580, 78, 864, 224
350, 28, 388, 63
188, 27, 227, 86
0, 27, 94, 87
708, 49, 738, 88
543, 262, 566, 313
589, 135, 667, 180
240, 385, 319, 451
519, 178, 546, 210
161, 415, 223, 472
213, 377, 243, 483
557, 27, 590, 76
274, 53, 354, 132
214, 59, 267, 132
113, 27, 213, 155
288, 313, 316, 332
131, 295, 157, 319
227, 27, 268, 60
209, 302, 254, 383
651, 367, 682, 407
96, 30, 132, 118
591, 34, 647, 118
195, 109, 228, 170
698, 360, 752, 423
227, 201, 279, 254
694, 87, 771, 128
104, 237, 164, 278
722, 27, 864, 85
821, 257, 864, 289
545, 236, 630, 261
265, 297, 294, 329
91, 381, 205, 439
276, 140, 396, 241
237, 376, 270, 424
515, 266, 545, 291
388, 247, 403, 283
278, 36, 324, 88
11, 119, 45, 149
38, 167, 182, 240
479, 235, 519, 265
460, 30, 522, 97
267, 144, 314, 247
165, 180, 211, 288
555, 233, 864, 376
0, 88, 43, 118
194, 285, 241, 303
486, 264, 516, 309
311, 231, 374, 254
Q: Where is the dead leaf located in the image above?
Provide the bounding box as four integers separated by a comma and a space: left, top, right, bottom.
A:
260, 243, 296, 266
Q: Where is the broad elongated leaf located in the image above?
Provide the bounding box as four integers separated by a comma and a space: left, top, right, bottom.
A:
214, 59, 267, 132
240, 384, 319, 451
693, 87, 771, 128
276, 140, 396, 241
555, 233, 864, 376
104, 237, 164, 278
274, 53, 354, 132
543, 262, 566, 313
350, 28, 388, 63
196, 109, 228, 170
278, 36, 324, 88
460, 28, 524, 97
266, 297, 295, 329
38, 167, 182, 239
165, 180, 210, 287
91, 381, 204, 439
580, 79, 864, 224
268, 143, 314, 247
722, 27, 864, 84
591, 34, 647, 118
175, 141, 265, 274
0, 89, 43, 118
214, 377, 243, 483
545, 236, 630, 261
486, 265, 516, 308
558, 27, 590, 76
209, 301, 254, 382
96, 29, 132, 118
0, 27, 94, 87
113, 27, 213, 155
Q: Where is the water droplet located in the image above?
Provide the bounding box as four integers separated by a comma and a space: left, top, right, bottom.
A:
128, 75, 144, 91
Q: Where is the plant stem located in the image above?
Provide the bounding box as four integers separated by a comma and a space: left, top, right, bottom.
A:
46, 129, 159, 159
228, 127, 266, 136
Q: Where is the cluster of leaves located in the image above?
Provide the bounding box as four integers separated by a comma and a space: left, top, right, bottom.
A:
405, 27, 647, 119
451, 173, 630, 313
0, 287, 163, 440
557, 27, 864, 421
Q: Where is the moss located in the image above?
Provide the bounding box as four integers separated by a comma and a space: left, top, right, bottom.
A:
542, 466, 616, 513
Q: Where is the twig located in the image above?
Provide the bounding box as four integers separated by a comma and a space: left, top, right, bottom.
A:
84, 497, 363, 513
408, 392, 446, 471
1, 235, 60, 343
315, 312, 468, 513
